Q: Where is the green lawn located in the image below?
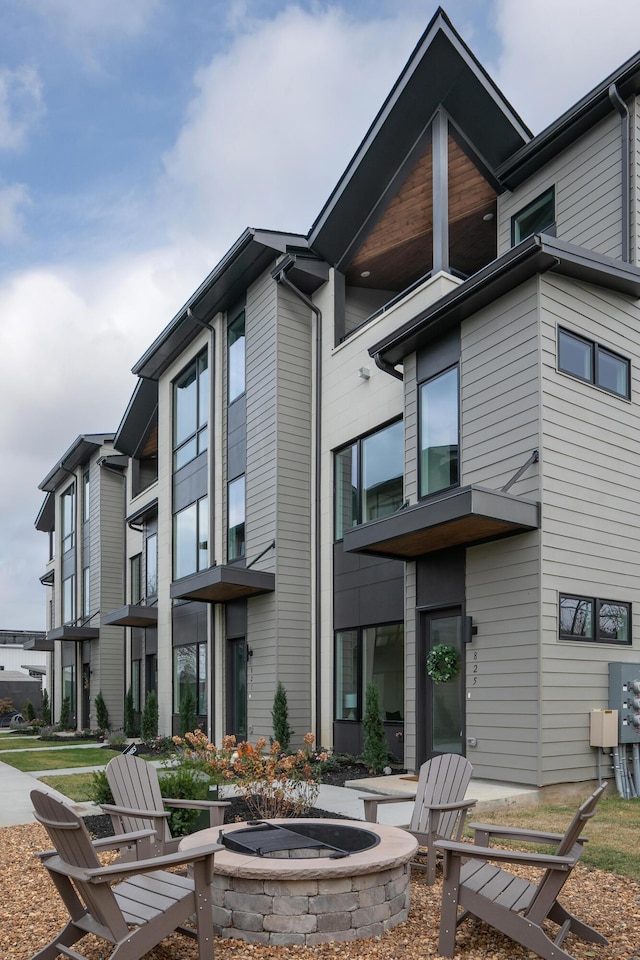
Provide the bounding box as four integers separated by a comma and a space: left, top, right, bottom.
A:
465, 794, 640, 882
0, 747, 121, 771
0, 737, 44, 750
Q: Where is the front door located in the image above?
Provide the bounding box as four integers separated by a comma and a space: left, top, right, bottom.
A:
226, 638, 247, 741
418, 608, 465, 762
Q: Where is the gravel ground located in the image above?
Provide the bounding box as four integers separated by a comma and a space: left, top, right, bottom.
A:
2, 818, 639, 960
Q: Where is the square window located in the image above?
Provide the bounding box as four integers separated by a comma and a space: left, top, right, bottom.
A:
597, 600, 630, 643
512, 187, 555, 244
559, 595, 593, 639
558, 329, 592, 382
596, 346, 629, 398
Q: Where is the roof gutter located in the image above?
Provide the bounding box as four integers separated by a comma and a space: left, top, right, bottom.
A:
273, 261, 323, 745
373, 353, 403, 380
608, 83, 630, 262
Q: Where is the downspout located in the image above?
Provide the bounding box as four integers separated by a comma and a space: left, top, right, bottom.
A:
274, 265, 323, 743
608, 83, 630, 262
99, 456, 127, 731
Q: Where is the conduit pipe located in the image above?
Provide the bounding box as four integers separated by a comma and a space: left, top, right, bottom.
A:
633, 743, 640, 797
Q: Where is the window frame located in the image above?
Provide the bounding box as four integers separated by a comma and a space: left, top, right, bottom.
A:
227, 475, 246, 561
334, 622, 405, 723
60, 483, 76, 553
172, 641, 207, 715
559, 593, 631, 645
333, 418, 404, 540
173, 348, 209, 471
228, 310, 246, 403
173, 496, 209, 580
557, 327, 630, 399
130, 553, 142, 605
511, 186, 556, 245
145, 533, 158, 599
418, 364, 460, 500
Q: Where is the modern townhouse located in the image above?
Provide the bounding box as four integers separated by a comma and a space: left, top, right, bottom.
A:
36, 8, 640, 792
35, 434, 126, 730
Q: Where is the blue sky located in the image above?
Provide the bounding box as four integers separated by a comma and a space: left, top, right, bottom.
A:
2, 0, 640, 629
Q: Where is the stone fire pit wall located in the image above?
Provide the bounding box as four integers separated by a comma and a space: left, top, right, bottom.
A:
181, 818, 419, 946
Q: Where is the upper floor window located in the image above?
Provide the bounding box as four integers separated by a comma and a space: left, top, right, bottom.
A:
228, 311, 246, 403
82, 567, 90, 620
420, 366, 459, 498
228, 475, 246, 560
559, 594, 631, 644
61, 484, 75, 553
62, 574, 75, 625
130, 553, 142, 605
558, 328, 630, 399
512, 187, 555, 245
173, 349, 209, 471
145, 534, 158, 599
82, 471, 90, 523
173, 496, 208, 580
334, 420, 404, 540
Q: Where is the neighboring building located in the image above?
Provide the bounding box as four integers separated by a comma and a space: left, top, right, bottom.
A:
0, 630, 48, 704
36, 9, 640, 790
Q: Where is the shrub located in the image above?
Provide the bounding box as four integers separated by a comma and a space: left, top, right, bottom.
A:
107, 730, 127, 749
41, 688, 51, 725
271, 681, 292, 753
59, 696, 72, 730
158, 766, 211, 836
178, 688, 197, 738
90, 769, 114, 805
22, 699, 35, 722
362, 682, 388, 774
0, 697, 14, 717
95, 691, 110, 732
124, 686, 138, 737
141, 690, 159, 741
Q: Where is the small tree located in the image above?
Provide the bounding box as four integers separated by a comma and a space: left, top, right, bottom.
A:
362, 681, 388, 774
41, 688, 51, 725
124, 686, 138, 737
141, 690, 159, 741
95, 691, 110, 732
22, 699, 35, 722
59, 695, 72, 731
271, 681, 292, 752
179, 688, 197, 738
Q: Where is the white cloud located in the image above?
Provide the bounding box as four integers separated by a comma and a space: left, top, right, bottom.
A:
0, 183, 31, 242
0, 65, 43, 151
493, 0, 640, 132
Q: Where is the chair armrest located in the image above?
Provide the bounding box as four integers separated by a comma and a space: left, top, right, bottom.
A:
86, 842, 225, 883
92, 828, 157, 850
434, 838, 577, 870
428, 799, 477, 812
101, 802, 169, 820
467, 821, 572, 845
162, 798, 230, 810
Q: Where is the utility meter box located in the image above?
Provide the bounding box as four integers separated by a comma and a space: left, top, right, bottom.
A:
608, 662, 640, 744
590, 709, 618, 747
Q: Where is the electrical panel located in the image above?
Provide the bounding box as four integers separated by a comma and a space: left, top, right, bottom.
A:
608, 662, 640, 744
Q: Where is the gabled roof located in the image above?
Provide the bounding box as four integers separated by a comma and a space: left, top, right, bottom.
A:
370, 234, 640, 366
132, 228, 310, 380
308, 7, 530, 270
39, 434, 114, 492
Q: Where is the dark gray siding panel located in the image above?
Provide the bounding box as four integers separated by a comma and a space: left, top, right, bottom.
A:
173, 452, 208, 511
416, 328, 460, 382
227, 394, 246, 481
172, 601, 208, 645
226, 599, 247, 639
416, 549, 465, 607
333, 543, 404, 628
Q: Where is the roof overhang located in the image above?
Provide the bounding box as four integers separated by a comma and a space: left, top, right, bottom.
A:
132, 229, 311, 380
102, 605, 158, 628
343, 485, 540, 559
46, 626, 100, 642
170, 565, 275, 603
22, 635, 52, 653
497, 49, 640, 188
370, 234, 640, 366
308, 8, 530, 268
39, 434, 114, 492
35, 492, 55, 533
114, 378, 158, 457
126, 498, 158, 527
39, 569, 54, 585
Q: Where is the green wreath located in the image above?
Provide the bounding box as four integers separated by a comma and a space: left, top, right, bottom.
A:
426, 644, 460, 683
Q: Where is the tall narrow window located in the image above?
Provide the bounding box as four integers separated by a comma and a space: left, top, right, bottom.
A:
62, 575, 75, 625
228, 312, 246, 402
334, 624, 404, 722
82, 471, 90, 523
420, 366, 459, 498
334, 444, 357, 540
228, 476, 245, 560
145, 534, 158, 599
61, 484, 75, 553
82, 567, 90, 620
130, 553, 142, 605
334, 421, 403, 539
173, 497, 208, 579
173, 350, 209, 470
173, 642, 207, 715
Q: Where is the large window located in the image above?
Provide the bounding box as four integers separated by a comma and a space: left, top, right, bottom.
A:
334, 420, 403, 539
558, 328, 630, 399
173, 349, 209, 470
228, 475, 245, 560
559, 594, 631, 644
173, 497, 208, 579
420, 366, 459, 498
228, 311, 246, 402
512, 187, 555, 244
62, 574, 75, 625
145, 534, 158, 599
173, 642, 207, 715
61, 483, 75, 553
62, 664, 76, 724
335, 623, 404, 723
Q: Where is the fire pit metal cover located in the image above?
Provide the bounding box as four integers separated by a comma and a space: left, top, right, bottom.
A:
220, 820, 381, 858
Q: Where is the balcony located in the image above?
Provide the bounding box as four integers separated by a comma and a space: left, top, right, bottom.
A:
170, 564, 275, 603
102, 605, 158, 628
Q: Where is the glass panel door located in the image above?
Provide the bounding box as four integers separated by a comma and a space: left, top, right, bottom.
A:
226, 638, 247, 740
420, 609, 464, 759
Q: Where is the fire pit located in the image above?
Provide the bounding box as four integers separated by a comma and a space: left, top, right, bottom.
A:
179, 818, 418, 945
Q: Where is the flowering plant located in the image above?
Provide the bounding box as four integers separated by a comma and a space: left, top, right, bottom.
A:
171, 730, 327, 819
426, 643, 460, 683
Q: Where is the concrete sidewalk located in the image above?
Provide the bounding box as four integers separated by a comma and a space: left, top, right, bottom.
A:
0, 754, 538, 828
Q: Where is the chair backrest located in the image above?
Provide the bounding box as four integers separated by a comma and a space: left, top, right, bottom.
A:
410, 754, 473, 838
31, 789, 129, 940
106, 753, 171, 844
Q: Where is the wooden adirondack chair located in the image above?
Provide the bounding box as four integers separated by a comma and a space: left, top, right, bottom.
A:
29, 788, 221, 960
103, 753, 229, 858
362, 753, 477, 884
435, 783, 608, 960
